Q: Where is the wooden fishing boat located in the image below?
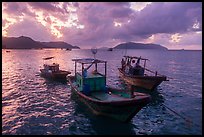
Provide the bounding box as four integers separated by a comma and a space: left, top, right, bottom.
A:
119, 56, 168, 90
40, 57, 71, 80
68, 58, 151, 122
107, 48, 113, 51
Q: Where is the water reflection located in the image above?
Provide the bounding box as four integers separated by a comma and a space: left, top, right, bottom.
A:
12, 78, 74, 135
2, 49, 202, 135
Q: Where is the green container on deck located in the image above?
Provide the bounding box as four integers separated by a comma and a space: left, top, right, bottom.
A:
84, 77, 105, 91
76, 72, 106, 93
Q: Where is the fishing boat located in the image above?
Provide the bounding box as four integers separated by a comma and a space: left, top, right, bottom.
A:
107, 48, 113, 51
40, 57, 71, 80
118, 56, 168, 90
68, 58, 151, 122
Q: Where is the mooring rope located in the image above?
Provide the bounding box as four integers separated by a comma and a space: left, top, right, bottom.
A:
162, 103, 201, 128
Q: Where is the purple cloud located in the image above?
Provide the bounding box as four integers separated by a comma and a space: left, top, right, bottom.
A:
2, 2, 202, 49
125, 2, 202, 36
27, 2, 64, 13
3, 2, 28, 17
7, 17, 53, 42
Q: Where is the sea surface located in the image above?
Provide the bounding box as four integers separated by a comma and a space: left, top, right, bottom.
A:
2, 49, 202, 135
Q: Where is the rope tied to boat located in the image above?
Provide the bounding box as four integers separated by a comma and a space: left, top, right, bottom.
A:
162, 103, 199, 128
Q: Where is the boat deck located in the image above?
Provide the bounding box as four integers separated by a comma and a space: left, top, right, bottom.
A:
90, 92, 126, 101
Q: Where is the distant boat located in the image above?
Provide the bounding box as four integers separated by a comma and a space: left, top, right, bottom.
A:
40, 57, 71, 81
107, 48, 113, 51
66, 48, 72, 51
68, 58, 151, 122
6, 50, 11, 53
118, 56, 168, 90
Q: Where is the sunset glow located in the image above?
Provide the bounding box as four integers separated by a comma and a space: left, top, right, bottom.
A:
114, 21, 122, 27
130, 2, 152, 11
2, 2, 202, 136
2, 2, 202, 49
170, 33, 182, 43
2, 16, 17, 36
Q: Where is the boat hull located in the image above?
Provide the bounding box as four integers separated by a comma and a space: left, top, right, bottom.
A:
40, 69, 70, 80
118, 68, 166, 90
69, 77, 151, 122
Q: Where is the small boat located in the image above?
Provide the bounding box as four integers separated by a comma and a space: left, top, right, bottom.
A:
66, 48, 72, 51
68, 58, 151, 122
40, 57, 71, 80
119, 56, 168, 90
107, 48, 113, 51
6, 50, 11, 52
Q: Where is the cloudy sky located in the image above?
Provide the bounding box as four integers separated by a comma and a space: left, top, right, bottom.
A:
2, 2, 202, 49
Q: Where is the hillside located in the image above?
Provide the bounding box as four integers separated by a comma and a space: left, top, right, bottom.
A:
114, 42, 168, 50
2, 36, 80, 49
39, 41, 80, 49
2, 36, 44, 49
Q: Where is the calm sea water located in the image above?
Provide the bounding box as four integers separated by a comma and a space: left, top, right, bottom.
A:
2, 49, 202, 135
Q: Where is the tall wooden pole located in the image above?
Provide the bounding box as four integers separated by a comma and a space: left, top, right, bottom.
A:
95, 63, 97, 71
144, 60, 146, 69
105, 62, 107, 85
75, 61, 77, 78
82, 63, 84, 76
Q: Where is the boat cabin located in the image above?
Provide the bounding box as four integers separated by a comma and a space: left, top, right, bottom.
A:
43, 63, 60, 73
72, 58, 107, 95
42, 57, 60, 73
121, 56, 149, 76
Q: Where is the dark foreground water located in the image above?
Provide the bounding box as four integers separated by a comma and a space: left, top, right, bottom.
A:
2, 49, 202, 135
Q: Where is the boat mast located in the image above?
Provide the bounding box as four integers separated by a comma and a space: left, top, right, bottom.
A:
75, 61, 77, 78
95, 62, 97, 72
105, 62, 107, 85
144, 60, 146, 69
82, 63, 84, 76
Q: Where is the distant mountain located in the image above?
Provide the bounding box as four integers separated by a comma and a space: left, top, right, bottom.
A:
114, 42, 168, 50
2, 36, 44, 49
39, 41, 80, 49
2, 36, 80, 49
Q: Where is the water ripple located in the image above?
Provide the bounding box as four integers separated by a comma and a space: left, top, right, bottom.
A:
2, 49, 202, 135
